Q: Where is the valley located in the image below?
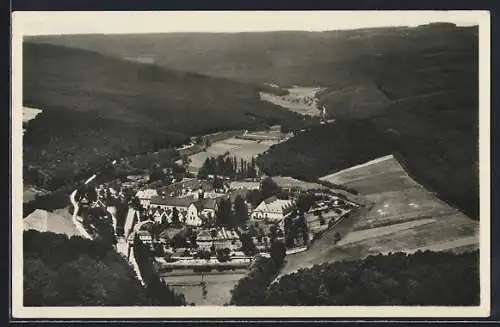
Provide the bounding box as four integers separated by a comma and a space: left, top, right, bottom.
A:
20, 21, 481, 308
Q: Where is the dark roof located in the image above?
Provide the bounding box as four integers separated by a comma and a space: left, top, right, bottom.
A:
150, 195, 195, 207
158, 179, 212, 194
264, 196, 278, 204
193, 198, 218, 211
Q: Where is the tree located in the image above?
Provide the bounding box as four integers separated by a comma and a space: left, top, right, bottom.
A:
319, 214, 326, 226
171, 207, 180, 225
149, 164, 165, 182
261, 177, 280, 199
317, 283, 330, 305
23, 230, 153, 306
246, 189, 264, 208
269, 225, 278, 241
262, 251, 480, 306
234, 195, 249, 225
171, 231, 188, 249
212, 176, 224, 191
283, 216, 295, 247
198, 158, 211, 179
296, 192, 316, 214
216, 198, 233, 226
216, 248, 230, 262
240, 233, 257, 256
334, 232, 341, 244
270, 240, 286, 267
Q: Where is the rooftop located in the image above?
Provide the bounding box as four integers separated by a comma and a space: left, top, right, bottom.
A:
150, 195, 196, 207
254, 197, 294, 214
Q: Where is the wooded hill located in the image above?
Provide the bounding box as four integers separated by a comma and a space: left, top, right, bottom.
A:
23, 43, 302, 190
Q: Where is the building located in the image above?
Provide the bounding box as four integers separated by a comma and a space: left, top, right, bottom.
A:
195, 228, 242, 251
251, 235, 272, 251
157, 178, 212, 197
251, 196, 294, 221
195, 230, 213, 251
148, 195, 196, 223
185, 198, 219, 226
136, 230, 153, 244
136, 189, 159, 207
229, 181, 260, 191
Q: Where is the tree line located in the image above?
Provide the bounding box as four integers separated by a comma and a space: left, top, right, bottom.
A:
198, 155, 258, 180
23, 230, 182, 306
230, 250, 479, 306
132, 234, 187, 305
229, 240, 286, 305
215, 195, 249, 227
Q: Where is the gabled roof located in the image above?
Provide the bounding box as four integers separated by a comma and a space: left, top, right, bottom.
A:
229, 181, 261, 189
254, 197, 293, 214
192, 198, 218, 211
196, 230, 212, 241
136, 189, 158, 199
24, 209, 82, 238
150, 195, 196, 207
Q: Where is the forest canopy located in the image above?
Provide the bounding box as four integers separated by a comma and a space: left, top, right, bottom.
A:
23, 230, 184, 306
231, 250, 480, 306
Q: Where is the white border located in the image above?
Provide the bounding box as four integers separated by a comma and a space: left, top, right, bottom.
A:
11, 10, 491, 319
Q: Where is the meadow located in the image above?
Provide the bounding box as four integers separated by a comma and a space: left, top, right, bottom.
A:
277, 155, 478, 280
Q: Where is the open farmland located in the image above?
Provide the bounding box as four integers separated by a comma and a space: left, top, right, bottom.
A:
276, 154, 478, 280
23, 185, 49, 203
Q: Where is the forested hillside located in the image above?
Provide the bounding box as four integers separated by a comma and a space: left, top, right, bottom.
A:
230, 251, 479, 306
23, 230, 185, 306
23, 43, 302, 190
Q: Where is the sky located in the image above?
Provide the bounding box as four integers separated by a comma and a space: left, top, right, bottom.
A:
13, 11, 484, 36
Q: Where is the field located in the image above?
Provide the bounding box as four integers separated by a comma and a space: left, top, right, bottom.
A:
23, 185, 49, 203
259, 86, 323, 116
276, 154, 479, 280
271, 176, 327, 191
187, 136, 281, 171
23, 106, 43, 123
162, 270, 247, 305
23, 106, 43, 135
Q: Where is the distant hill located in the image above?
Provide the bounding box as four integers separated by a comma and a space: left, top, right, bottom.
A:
22, 43, 301, 190
27, 24, 477, 87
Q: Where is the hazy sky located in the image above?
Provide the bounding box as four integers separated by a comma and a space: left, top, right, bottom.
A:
13, 11, 483, 36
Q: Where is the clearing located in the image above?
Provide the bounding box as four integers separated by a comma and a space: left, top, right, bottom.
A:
187, 132, 285, 171
259, 85, 324, 116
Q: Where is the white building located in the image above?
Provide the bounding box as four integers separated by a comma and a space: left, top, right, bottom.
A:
229, 181, 260, 191
136, 189, 159, 207
148, 195, 196, 223
185, 198, 219, 226
195, 227, 242, 251
251, 196, 294, 221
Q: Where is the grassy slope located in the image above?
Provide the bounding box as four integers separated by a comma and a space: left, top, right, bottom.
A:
23, 43, 301, 189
